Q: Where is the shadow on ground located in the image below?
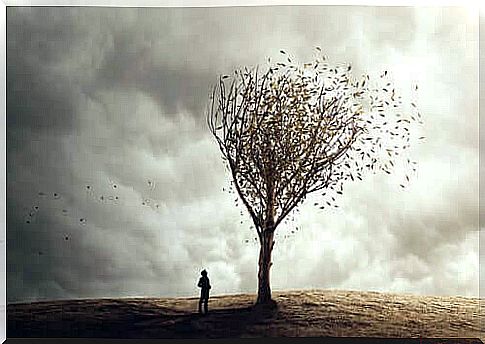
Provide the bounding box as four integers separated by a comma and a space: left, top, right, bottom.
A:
142, 304, 278, 338
8, 300, 279, 338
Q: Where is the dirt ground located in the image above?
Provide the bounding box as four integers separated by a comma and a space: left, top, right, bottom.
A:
7, 289, 484, 341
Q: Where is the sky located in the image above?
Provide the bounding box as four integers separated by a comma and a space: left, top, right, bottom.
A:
6, 5, 479, 303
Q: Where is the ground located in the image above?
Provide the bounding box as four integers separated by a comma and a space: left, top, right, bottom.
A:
7, 289, 484, 341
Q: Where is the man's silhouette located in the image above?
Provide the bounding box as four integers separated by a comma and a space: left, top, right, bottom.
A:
197, 269, 211, 314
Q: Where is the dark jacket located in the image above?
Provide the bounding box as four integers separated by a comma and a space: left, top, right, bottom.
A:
198, 276, 211, 299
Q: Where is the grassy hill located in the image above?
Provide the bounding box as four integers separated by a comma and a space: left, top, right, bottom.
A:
7, 289, 484, 341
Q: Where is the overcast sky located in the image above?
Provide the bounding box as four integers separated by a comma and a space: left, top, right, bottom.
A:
6, 6, 478, 303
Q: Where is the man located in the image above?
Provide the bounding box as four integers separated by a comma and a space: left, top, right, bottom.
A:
197, 269, 211, 314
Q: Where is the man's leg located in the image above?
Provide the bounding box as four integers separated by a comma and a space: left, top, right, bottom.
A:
204, 298, 208, 314
198, 297, 203, 314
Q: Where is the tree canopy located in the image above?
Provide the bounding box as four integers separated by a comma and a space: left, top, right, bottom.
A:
208, 49, 423, 238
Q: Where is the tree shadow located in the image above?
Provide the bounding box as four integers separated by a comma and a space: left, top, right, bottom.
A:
8, 301, 280, 338
146, 304, 279, 338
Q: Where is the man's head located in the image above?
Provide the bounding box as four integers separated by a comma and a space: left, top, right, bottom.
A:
201, 269, 207, 276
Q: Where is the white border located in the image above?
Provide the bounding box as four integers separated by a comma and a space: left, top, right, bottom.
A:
0, 0, 481, 340
1, 0, 483, 8
1, 0, 6, 341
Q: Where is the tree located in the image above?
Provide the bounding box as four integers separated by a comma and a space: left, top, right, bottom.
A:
207, 49, 423, 305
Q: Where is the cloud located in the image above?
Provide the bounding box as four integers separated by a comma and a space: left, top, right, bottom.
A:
6, 6, 478, 303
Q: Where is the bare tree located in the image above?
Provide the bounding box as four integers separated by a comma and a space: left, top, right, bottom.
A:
207, 49, 423, 305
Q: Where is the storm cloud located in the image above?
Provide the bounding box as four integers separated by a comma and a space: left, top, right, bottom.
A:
6, 6, 478, 303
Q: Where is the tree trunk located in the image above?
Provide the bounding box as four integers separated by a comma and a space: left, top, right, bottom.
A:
256, 230, 275, 304
257, 139, 277, 305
